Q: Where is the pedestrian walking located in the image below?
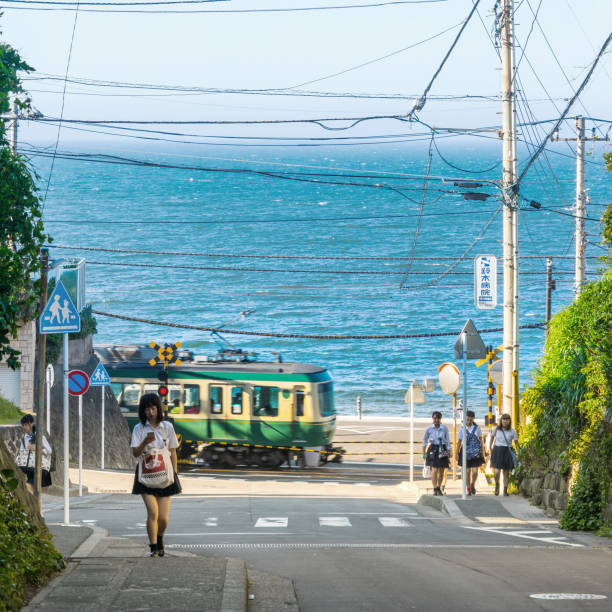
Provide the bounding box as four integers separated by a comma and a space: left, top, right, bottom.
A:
131, 393, 182, 557
456, 410, 485, 495
489, 413, 519, 496
15, 414, 53, 494
423, 411, 451, 496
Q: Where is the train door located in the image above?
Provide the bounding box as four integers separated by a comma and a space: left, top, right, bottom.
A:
291, 387, 306, 441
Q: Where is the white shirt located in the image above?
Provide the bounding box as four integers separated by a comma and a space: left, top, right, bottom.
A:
131, 420, 179, 452
492, 427, 518, 447
22, 432, 52, 456
457, 424, 482, 442
423, 424, 450, 449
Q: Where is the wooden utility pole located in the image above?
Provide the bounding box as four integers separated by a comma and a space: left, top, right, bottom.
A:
545, 257, 555, 334
34, 249, 49, 512
500, 0, 518, 423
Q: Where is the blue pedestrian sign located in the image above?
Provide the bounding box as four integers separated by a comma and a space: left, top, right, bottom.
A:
40, 280, 81, 334
90, 361, 111, 386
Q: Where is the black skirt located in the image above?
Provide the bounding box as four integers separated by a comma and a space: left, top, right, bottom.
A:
19, 466, 52, 487
491, 445, 515, 470
465, 456, 485, 468
426, 444, 450, 469
132, 465, 182, 497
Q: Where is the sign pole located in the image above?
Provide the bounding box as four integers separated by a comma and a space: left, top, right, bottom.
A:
63, 333, 70, 524
452, 393, 457, 481
78, 394, 83, 497
462, 332, 468, 501
46, 366, 52, 434
409, 384, 414, 483
101, 387, 105, 470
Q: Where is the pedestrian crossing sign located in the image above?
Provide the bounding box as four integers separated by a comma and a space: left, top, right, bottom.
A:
90, 361, 111, 386
40, 280, 81, 334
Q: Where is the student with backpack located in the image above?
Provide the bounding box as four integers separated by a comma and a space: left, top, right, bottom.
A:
456, 410, 485, 495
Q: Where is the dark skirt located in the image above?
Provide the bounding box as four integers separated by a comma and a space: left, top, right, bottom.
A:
465, 456, 485, 468
19, 466, 52, 487
491, 445, 515, 470
426, 444, 450, 469
132, 465, 182, 497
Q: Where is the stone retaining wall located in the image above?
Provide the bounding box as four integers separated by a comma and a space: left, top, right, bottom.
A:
519, 458, 570, 518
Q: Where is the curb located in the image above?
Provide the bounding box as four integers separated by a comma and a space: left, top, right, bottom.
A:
70, 524, 108, 558
220, 557, 248, 612
417, 494, 471, 520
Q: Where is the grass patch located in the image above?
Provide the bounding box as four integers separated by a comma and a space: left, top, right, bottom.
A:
0, 396, 24, 425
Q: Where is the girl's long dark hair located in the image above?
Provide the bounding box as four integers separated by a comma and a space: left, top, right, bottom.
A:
138, 394, 163, 425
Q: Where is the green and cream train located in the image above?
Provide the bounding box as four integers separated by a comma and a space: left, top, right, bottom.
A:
96, 345, 337, 467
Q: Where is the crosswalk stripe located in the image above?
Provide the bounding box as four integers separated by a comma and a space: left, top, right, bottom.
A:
378, 517, 411, 527
319, 516, 352, 527
255, 517, 289, 528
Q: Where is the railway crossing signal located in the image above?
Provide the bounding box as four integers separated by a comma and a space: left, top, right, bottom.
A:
148, 341, 182, 415
476, 344, 503, 430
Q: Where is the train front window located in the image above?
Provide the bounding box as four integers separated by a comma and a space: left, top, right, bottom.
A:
231, 387, 243, 415
115, 383, 140, 412
318, 382, 335, 417
210, 386, 223, 414
253, 386, 279, 417
183, 385, 200, 414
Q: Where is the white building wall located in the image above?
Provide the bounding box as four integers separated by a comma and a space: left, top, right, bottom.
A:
0, 321, 36, 410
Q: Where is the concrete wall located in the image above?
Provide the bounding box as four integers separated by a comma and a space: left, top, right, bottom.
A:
0, 321, 36, 410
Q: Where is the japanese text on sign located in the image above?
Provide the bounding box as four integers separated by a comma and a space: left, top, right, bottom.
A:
474, 255, 497, 310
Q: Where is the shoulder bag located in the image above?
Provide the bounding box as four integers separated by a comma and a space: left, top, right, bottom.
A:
15, 436, 52, 472
138, 424, 174, 489
501, 428, 517, 468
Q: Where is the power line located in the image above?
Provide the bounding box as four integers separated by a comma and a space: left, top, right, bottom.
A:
91, 308, 546, 340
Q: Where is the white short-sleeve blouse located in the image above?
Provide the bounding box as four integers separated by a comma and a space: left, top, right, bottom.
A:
131, 420, 179, 452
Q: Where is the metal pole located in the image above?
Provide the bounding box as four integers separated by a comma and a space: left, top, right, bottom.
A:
575, 116, 586, 298
545, 257, 553, 328
34, 248, 49, 513
452, 393, 457, 481
462, 331, 468, 500
63, 333, 70, 524
46, 374, 51, 434
501, 0, 517, 417
101, 387, 105, 470
78, 395, 83, 496
356, 395, 362, 420
409, 385, 414, 483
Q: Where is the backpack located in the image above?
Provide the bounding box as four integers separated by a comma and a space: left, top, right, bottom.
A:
465, 426, 482, 459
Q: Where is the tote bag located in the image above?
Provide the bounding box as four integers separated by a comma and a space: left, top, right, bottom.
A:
138, 425, 174, 489
16, 438, 51, 471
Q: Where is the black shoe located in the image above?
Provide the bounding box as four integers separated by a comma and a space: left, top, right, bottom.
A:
433, 487, 440, 496
157, 536, 165, 557
503, 489, 509, 497
149, 543, 158, 558
494, 484, 499, 496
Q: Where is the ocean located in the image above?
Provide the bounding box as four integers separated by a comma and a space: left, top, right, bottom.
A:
30, 138, 610, 418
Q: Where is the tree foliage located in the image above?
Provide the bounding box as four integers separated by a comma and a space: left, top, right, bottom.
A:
0, 36, 50, 369
519, 198, 612, 531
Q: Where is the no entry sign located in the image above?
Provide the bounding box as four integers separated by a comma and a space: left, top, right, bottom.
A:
68, 370, 90, 396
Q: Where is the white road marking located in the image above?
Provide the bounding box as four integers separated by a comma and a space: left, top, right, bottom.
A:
255, 517, 288, 528
378, 517, 411, 527
463, 526, 583, 547
204, 517, 218, 527
530, 594, 607, 600
122, 532, 293, 537
354, 483, 372, 486
323, 511, 419, 516
81, 519, 97, 524
319, 516, 351, 527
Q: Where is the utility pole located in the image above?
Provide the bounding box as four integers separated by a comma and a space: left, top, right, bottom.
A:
34, 249, 49, 513
545, 257, 555, 332
500, 0, 518, 423
552, 116, 602, 298
8, 100, 18, 154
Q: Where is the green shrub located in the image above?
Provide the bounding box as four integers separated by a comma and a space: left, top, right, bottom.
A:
0, 469, 65, 611
0, 396, 24, 425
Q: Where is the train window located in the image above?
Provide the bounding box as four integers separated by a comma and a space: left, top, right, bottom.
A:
295, 389, 305, 417
210, 386, 223, 414
231, 387, 243, 415
144, 384, 182, 412
318, 382, 335, 417
116, 383, 140, 412
253, 386, 279, 417
183, 385, 201, 414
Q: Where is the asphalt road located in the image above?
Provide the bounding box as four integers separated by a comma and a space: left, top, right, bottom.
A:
42, 466, 611, 612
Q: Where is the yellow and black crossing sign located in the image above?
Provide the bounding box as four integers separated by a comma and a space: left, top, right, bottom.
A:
148, 341, 183, 367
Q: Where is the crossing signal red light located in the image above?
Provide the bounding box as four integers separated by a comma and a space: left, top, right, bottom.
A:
158, 385, 169, 398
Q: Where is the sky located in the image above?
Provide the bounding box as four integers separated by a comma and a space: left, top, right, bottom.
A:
2, 0, 611, 146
